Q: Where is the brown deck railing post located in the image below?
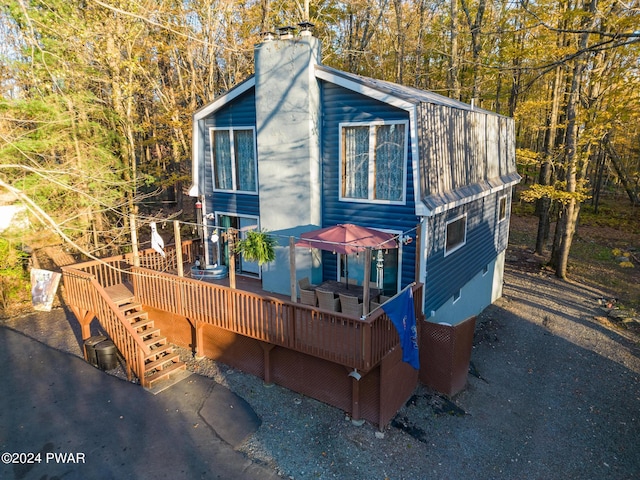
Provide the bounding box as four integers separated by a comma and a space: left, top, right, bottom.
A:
362, 323, 372, 371
130, 213, 140, 267
174, 221, 184, 277
289, 236, 297, 303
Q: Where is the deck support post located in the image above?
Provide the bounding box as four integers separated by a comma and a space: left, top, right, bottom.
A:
69, 306, 95, 340
348, 368, 364, 426
260, 342, 276, 385
194, 321, 205, 360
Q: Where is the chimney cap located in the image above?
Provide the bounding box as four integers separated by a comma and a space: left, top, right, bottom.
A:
276, 25, 296, 37
298, 21, 315, 30
298, 21, 314, 36
260, 31, 276, 41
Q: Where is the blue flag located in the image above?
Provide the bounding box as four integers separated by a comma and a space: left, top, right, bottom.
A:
382, 288, 420, 370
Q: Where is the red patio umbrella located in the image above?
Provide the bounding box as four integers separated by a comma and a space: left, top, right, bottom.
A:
296, 223, 397, 254
296, 224, 398, 289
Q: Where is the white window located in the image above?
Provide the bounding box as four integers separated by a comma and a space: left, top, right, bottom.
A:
453, 289, 461, 303
340, 121, 408, 204
445, 215, 467, 256
210, 128, 257, 193
498, 195, 507, 222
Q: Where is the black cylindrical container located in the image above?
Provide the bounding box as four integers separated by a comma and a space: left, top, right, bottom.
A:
84, 335, 107, 367
95, 340, 118, 371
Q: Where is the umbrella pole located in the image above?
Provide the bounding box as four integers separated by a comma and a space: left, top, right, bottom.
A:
363, 248, 371, 315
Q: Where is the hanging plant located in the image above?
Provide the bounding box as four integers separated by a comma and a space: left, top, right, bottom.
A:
234, 229, 277, 265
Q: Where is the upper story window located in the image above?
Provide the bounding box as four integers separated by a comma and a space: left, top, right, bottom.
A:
498, 195, 508, 222
445, 214, 467, 256
210, 127, 257, 193
340, 121, 408, 204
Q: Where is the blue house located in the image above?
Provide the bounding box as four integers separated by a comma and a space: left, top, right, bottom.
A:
189, 27, 519, 327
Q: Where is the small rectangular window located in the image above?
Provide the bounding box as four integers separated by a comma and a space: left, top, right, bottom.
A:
498, 195, 507, 222
445, 215, 467, 255
453, 289, 461, 303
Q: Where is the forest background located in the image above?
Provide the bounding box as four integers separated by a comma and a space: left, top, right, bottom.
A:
0, 0, 639, 310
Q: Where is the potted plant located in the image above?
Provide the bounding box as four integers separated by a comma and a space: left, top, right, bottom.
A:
234, 229, 276, 266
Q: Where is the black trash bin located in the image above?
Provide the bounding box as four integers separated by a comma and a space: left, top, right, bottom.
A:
84, 335, 107, 368
95, 340, 118, 371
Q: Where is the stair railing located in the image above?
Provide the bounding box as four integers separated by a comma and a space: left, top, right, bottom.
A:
61, 267, 151, 385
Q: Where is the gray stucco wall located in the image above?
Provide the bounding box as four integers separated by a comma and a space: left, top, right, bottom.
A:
254, 36, 322, 232
254, 36, 323, 294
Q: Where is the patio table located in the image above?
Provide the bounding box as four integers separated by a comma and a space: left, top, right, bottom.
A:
316, 280, 381, 303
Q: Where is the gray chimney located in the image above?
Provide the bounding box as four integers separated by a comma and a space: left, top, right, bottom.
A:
254, 32, 322, 232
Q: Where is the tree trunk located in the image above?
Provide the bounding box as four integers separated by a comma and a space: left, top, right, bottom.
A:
592, 146, 606, 213
449, 0, 461, 100
604, 135, 639, 205
552, 0, 598, 279
535, 65, 563, 254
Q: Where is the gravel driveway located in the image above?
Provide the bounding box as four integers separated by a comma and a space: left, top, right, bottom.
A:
3, 261, 640, 479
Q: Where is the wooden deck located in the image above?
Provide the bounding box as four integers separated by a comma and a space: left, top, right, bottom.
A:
60, 240, 424, 426
189, 273, 291, 302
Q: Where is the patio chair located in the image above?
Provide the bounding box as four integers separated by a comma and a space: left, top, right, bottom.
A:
298, 277, 317, 291
299, 288, 317, 306
347, 278, 358, 286
317, 289, 340, 312
339, 293, 363, 318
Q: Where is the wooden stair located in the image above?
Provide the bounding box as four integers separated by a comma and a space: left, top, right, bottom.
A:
106, 285, 187, 389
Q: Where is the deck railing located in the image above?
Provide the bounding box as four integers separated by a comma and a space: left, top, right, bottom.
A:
62, 239, 422, 374
61, 267, 151, 384
68, 240, 201, 287
130, 265, 423, 372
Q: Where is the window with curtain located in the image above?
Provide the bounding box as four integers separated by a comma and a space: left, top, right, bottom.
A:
341, 121, 407, 203
211, 128, 257, 193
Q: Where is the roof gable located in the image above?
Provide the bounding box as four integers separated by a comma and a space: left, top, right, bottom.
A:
193, 76, 256, 121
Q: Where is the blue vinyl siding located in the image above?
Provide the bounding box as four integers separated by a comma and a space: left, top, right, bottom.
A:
425, 190, 512, 313
202, 89, 260, 218
320, 82, 419, 289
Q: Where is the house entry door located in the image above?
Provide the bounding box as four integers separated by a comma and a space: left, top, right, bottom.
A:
339, 248, 398, 296
238, 217, 260, 275
217, 214, 260, 277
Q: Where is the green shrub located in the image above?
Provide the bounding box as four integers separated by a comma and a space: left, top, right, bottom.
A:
0, 239, 29, 312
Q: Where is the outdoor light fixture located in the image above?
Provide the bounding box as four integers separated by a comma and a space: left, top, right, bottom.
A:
211, 229, 219, 244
